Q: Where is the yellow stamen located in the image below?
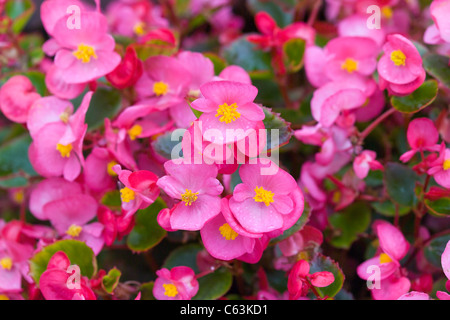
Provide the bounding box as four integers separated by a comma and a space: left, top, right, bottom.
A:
253, 186, 274, 207
56, 143, 72, 158
120, 187, 136, 203
133, 22, 146, 36
332, 190, 341, 204
379, 253, 393, 264
381, 6, 393, 19
0, 294, 9, 300
443, 159, 450, 170
163, 283, 178, 297
153, 81, 169, 96
66, 224, 82, 237
181, 189, 199, 206
341, 58, 358, 73
59, 108, 71, 123
391, 50, 406, 66
0, 257, 13, 270
73, 43, 97, 63
13, 189, 24, 204
215, 102, 241, 124
219, 223, 239, 241
107, 161, 118, 176
128, 124, 143, 141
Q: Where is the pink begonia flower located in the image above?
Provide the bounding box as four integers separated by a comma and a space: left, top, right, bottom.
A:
310, 77, 376, 127
42, 10, 121, 84
135, 55, 191, 109
104, 118, 138, 171
217, 65, 252, 84
84, 147, 118, 194
287, 260, 334, 300
338, 14, 386, 47
436, 240, 450, 300
28, 92, 92, 181
97, 206, 134, 247
372, 273, 411, 300
424, 0, 450, 44
427, 143, 450, 188
40, 0, 86, 37
189, 0, 229, 14
353, 87, 385, 123
377, 34, 425, 96
278, 226, 323, 258
113, 165, 160, 218
45, 63, 87, 100
39, 251, 96, 300
228, 160, 304, 234
0, 75, 41, 123
153, 266, 199, 300
106, 0, 168, 38
397, 291, 431, 300
191, 81, 265, 145
156, 160, 223, 230
209, 6, 244, 45
44, 193, 104, 255
106, 46, 143, 90
400, 118, 441, 162
353, 150, 384, 179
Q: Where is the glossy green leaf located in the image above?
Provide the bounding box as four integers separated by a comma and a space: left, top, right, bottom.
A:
425, 198, 450, 217
247, 0, 293, 27
193, 268, 233, 300
309, 254, 345, 299
223, 37, 272, 72
163, 243, 203, 273
139, 281, 155, 300
424, 234, 450, 268
262, 107, 293, 152
152, 129, 185, 160
384, 162, 418, 207
85, 88, 122, 131
283, 38, 306, 73
423, 53, 450, 89
30, 240, 97, 284
102, 268, 122, 293
390, 80, 438, 113
371, 201, 411, 217
270, 203, 311, 245
0, 134, 37, 178
5, 0, 34, 34
127, 198, 167, 252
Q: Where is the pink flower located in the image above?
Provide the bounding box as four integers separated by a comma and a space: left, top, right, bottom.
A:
353, 150, 384, 179
114, 165, 160, 218
45, 63, 87, 100
338, 14, 385, 47
287, 260, 334, 300
400, 118, 441, 162
39, 251, 96, 300
97, 206, 134, 247
424, 0, 450, 44
0, 75, 41, 123
228, 160, 304, 234
397, 291, 431, 300
106, 46, 143, 89
156, 160, 223, 230
437, 240, 450, 300
28, 92, 92, 181
377, 34, 425, 96
153, 266, 199, 300
427, 143, 450, 188
84, 147, 118, 194
191, 80, 265, 144
42, 11, 121, 84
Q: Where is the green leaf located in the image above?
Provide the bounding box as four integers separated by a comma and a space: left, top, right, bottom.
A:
0, 134, 37, 178
329, 202, 371, 249
371, 201, 411, 217
85, 88, 122, 131
247, 0, 293, 27
102, 268, 122, 294
390, 80, 438, 113
30, 240, 97, 284
5, 0, 34, 34
282, 38, 306, 73
163, 243, 203, 273
423, 53, 450, 89
262, 107, 293, 151
270, 203, 310, 245
424, 234, 450, 268
309, 254, 345, 299
193, 268, 233, 300
152, 129, 185, 160
127, 198, 167, 252
384, 162, 418, 207
101, 190, 122, 208
425, 198, 450, 217
138, 281, 155, 300
223, 37, 272, 72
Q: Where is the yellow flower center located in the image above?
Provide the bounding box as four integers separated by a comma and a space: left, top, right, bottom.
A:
215, 102, 241, 124
120, 187, 136, 203
163, 283, 178, 297
56, 143, 73, 158
13, 189, 24, 204
107, 161, 118, 176
253, 186, 275, 207
181, 189, 199, 206
381, 6, 393, 19
0, 257, 13, 270
443, 159, 450, 170
0, 294, 9, 300
153, 81, 169, 96
332, 190, 341, 204
341, 58, 358, 73
133, 22, 146, 36
391, 50, 406, 66
66, 224, 82, 237
379, 253, 393, 264
73, 43, 98, 63
59, 109, 71, 123
128, 124, 143, 141
219, 223, 239, 241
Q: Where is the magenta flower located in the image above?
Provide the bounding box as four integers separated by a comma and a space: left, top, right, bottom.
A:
156, 160, 223, 230
353, 150, 384, 179
114, 165, 160, 218
424, 0, 450, 44
377, 34, 425, 96
398, 291, 431, 300
228, 160, 304, 234
39, 251, 96, 300
191, 80, 265, 144
84, 147, 118, 194
437, 240, 450, 300
153, 266, 199, 300
427, 143, 450, 188
400, 118, 441, 162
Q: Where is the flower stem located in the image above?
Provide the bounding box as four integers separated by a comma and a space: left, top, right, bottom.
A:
358, 108, 396, 144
